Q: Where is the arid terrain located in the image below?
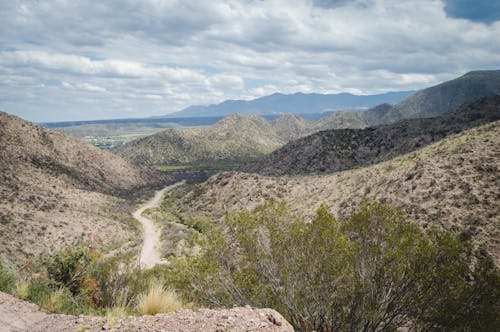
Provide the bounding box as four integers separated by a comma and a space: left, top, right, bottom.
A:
165, 121, 500, 264
1, 71, 499, 332
2, 1, 500, 330
0, 112, 166, 264
246, 96, 500, 176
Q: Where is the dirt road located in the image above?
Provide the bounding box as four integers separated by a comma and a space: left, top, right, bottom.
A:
133, 181, 184, 269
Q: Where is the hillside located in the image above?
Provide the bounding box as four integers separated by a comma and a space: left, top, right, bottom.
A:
165, 91, 414, 117
166, 121, 500, 264
245, 96, 500, 176
0, 112, 165, 263
116, 113, 312, 169
366, 70, 500, 125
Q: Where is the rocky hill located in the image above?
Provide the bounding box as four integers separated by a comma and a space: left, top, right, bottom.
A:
0, 112, 165, 262
311, 70, 500, 127
372, 70, 500, 124
116, 72, 500, 172
116, 113, 312, 169
168, 120, 500, 264
245, 96, 500, 176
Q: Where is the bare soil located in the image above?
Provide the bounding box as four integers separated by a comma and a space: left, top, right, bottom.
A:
134, 182, 184, 269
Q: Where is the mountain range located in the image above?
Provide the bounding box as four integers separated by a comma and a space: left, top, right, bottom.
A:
116, 111, 375, 169
117, 70, 500, 171
245, 96, 500, 176
164, 91, 414, 117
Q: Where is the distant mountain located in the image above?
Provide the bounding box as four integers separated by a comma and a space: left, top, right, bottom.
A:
365, 70, 500, 125
0, 112, 164, 262
165, 70, 500, 124
164, 91, 415, 118
245, 96, 500, 176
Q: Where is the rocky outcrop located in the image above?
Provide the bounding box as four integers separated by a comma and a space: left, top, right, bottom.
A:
0, 292, 293, 332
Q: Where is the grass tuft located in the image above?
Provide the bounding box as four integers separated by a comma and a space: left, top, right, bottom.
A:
14, 281, 30, 299
136, 281, 184, 315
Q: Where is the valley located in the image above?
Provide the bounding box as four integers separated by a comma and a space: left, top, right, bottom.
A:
3, 1, 500, 330
1, 70, 499, 331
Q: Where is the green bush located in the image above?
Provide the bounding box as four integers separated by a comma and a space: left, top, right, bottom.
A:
170, 201, 500, 331
0, 261, 17, 293
19, 247, 176, 316
44, 246, 96, 296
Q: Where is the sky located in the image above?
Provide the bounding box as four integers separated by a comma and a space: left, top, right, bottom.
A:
1, 0, 499, 122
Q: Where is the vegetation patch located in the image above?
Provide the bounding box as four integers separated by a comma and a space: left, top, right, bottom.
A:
169, 201, 500, 331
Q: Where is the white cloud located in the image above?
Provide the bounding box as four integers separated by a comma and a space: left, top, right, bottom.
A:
0, 0, 499, 121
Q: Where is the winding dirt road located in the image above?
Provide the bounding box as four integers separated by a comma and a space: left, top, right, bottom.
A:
133, 181, 184, 269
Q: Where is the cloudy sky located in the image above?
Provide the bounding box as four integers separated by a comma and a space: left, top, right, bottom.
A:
1, 0, 499, 122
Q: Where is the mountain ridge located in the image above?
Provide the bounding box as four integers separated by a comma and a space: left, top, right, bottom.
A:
164, 90, 415, 118
244, 95, 500, 176
364, 70, 500, 125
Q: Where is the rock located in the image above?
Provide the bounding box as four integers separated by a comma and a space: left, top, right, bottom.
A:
0, 292, 294, 332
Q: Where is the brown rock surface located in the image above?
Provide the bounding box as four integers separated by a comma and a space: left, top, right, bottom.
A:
0, 292, 294, 332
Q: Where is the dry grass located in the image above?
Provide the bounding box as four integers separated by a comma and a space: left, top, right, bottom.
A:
106, 306, 129, 318
41, 289, 68, 313
14, 281, 30, 299
136, 281, 184, 315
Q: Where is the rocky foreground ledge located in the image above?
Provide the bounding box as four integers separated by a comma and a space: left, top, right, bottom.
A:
0, 292, 293, 332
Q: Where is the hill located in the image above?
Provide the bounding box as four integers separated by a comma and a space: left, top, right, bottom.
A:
0, 112, 165, 263
166, 120, 500, 264
165, 91, 414, 117
116, 113, 313, 169
245, 96, 500, 176
366, 70, 500, 125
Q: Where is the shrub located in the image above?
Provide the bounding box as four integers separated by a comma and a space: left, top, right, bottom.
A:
136, 281, 184, 315
0, 261, 17, 293
171, 201, 500, 331
87, 255, 148, 309
44, 246, 96, 296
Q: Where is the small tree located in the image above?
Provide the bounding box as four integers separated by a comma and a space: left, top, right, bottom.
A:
171, 201, 499, 331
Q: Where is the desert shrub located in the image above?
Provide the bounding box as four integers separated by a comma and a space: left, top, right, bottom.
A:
0, 261, 17, 293
12, 246, 178, 316
136, 280, 184, 315
87, 254, 150, 309
170, 201, 500, 331
44, 246, 97, 295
